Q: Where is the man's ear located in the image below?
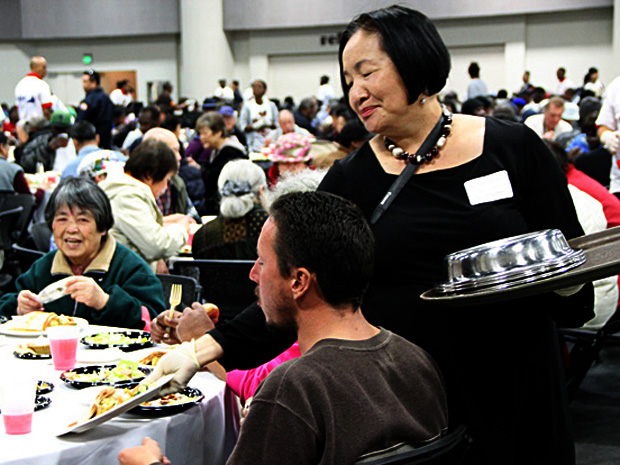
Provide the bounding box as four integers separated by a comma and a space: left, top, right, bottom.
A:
291, 268, 312, 298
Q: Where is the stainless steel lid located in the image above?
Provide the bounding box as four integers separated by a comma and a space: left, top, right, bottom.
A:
434, 229, 587, 295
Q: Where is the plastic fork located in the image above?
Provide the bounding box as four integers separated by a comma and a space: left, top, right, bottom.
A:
168, 284, 182, 319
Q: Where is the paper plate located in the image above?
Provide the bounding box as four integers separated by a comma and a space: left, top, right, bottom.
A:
0, 317, 89, 337
80, 330, 152, 351
60, 364, 151, 390
57, 374, 175, 435
134, 387, 204, 415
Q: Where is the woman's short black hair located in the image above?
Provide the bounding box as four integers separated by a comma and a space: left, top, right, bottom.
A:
124, 139, 178, 183
338, 5, 451, 105
44, 176, 114, 233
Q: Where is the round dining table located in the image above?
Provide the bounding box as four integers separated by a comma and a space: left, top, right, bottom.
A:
0, 325, 240, 465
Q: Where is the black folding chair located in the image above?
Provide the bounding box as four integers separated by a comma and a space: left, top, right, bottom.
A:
12, 243, 45, 274
156, 273, 202, 311
169, 258, 256, 322
559, 306, 620, 401
355, 425, 471, 465
0, 193, 35, 245
30, 221, 53, 252
0, 207, 24, 253
0, 207, 24, 292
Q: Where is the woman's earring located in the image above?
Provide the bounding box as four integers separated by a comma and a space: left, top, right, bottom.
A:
420, 98, 426, 105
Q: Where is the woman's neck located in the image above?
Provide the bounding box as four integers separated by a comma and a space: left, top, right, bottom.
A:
388, 97, 443, 154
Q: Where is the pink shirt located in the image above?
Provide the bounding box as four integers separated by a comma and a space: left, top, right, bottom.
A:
567, 165, 620, 228
226, 342, 301, 404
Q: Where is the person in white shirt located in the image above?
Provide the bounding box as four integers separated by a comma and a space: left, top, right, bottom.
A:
583, 67, 604, 98
555, 67, 575, 97
213, 79, 234, 101
239, 80, 278, 152
316, 75, 336, 109
109, 80, 134, 107
524, 97, 573, 140
596, 74, 620, 196
14, 56, 53, 123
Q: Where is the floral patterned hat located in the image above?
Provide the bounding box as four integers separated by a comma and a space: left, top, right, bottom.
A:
270, 133, 313, 163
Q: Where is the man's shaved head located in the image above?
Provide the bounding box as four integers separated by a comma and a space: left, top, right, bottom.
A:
143, 127, 181, 164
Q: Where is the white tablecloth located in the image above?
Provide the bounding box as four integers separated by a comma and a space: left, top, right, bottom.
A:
0, 326, 239, 465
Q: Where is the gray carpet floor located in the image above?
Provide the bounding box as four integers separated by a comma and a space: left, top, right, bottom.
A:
572, 345, 620, 464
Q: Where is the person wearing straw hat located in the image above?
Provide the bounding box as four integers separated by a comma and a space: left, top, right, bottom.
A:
267, 133, 313, 187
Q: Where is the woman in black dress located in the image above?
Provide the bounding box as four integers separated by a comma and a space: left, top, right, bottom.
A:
316, 6, 593, 464
148, 6, 594, 464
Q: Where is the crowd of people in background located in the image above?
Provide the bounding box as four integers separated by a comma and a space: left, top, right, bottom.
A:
2, 57, 619, 278
3, 5, 620, 463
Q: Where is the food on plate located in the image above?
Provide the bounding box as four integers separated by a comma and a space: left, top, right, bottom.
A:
83, 332, 149, 346
140, 391, 200, 407
63, 361, 146, 384
203, 303, 220, 323
69, 383, 148, 426
15, 336, 51, 355
138, 350, 170, 366
37, 381, 54, 394
9, 311, 76, 332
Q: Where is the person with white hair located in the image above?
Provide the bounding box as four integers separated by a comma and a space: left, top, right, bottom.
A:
191, 159, 267, 260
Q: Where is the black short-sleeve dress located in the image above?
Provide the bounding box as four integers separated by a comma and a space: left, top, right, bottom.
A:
318, 117, 593, 465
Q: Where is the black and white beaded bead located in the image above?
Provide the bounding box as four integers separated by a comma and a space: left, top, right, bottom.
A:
384, 105, 453, 165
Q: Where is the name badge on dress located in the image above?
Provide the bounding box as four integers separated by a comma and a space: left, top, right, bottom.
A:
464, 170, 513, 206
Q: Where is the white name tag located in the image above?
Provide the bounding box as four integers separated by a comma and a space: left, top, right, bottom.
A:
464, 170, 513, 206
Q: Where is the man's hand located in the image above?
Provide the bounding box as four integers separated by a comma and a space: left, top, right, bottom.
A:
151, 310, 182, 344
64, 276, 109, 310
155, 259, 169, 275
176, 302, 215, 342
118, 437, 169, 465
16, 290, 43, 315
600, 130, 619, 154
144, 340, 200, 395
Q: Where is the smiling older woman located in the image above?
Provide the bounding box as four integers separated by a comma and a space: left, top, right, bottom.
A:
0, 177, 165, 329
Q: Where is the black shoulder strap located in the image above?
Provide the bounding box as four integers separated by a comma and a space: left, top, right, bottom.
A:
370, 114, 445, 225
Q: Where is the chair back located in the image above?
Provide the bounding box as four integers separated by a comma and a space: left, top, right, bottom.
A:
355, 425, 471, 465
12, 244, 45, 274
0, 207, 24, 252
156, 273, 202, 311
170, 259, 256, 322
0, 193, 35, 245
30, 222, 53, 252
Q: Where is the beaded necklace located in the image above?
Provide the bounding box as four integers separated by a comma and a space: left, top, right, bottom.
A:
383, 105, 453, 165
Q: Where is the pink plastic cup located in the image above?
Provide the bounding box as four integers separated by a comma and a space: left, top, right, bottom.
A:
0, 378, 36, 434
46, 325, 79, 371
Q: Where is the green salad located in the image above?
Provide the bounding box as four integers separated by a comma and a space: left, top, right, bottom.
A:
65, 360, 145, 383
84, 332, 149, 346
